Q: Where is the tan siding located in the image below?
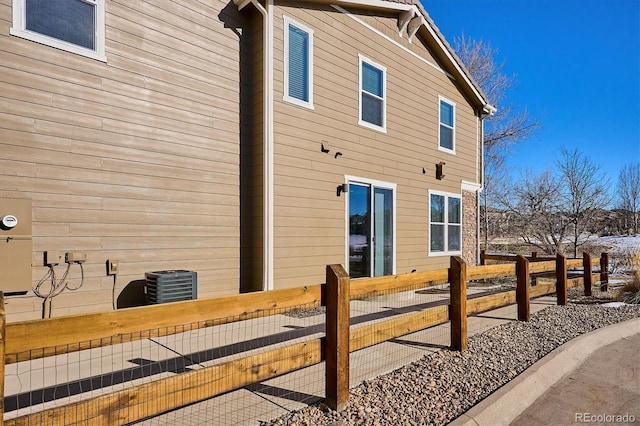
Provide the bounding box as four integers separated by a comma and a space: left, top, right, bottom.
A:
2, 0, 485, 311
271, 3, 481, 287
0, 0, 244, 320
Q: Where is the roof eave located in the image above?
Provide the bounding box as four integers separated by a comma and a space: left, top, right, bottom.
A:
236, 0, 496, 114
334, 0, 496, 113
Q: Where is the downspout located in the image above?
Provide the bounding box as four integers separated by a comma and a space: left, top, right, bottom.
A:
477, 113, 483, 263
478, 105, 494, 259
265, 0, 274, 291
247, 0, 274, 291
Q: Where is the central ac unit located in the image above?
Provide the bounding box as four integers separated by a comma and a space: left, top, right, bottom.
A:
145, 270, 197, 304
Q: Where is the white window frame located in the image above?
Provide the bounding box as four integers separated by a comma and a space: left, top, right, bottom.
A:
283, 16, 314, 109
344, 175, 397, 277
428, 190, 462, 256
358, 54, 387, 133
438, 95, 456, 154
10, 0, 106, 62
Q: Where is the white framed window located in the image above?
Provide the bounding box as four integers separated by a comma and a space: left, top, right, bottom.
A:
429, 191, 462, 255
11, 0, 106, 61
283, 16, 313, 109
438, 96, 455, 153
358, 54, 386, 132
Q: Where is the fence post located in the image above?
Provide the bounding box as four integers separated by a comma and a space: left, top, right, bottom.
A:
516, 255, 530, 321
480, 249, 485, 266
600, 252, 609, 292
325, 264, 350, 411
0, 292, 5, 423
583, 253, 593, 297
449, 256, 467, 351
556, 254, 568, 305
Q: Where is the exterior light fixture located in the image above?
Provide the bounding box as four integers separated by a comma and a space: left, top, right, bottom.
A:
436, 162, 446, 180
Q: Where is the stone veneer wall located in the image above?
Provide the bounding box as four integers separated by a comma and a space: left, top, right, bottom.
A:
462, 190, 478, 266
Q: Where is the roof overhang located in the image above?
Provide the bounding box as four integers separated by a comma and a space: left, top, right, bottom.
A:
234, 0, 496, 114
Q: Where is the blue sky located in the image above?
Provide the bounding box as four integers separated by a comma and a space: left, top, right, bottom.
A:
425, 0, 640, 195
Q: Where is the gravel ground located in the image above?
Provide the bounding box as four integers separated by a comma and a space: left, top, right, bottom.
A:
264, 289, 639, 425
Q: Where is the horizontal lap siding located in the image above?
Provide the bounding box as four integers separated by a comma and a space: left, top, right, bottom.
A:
272, 4, 480, 287
0, 0, 243, 320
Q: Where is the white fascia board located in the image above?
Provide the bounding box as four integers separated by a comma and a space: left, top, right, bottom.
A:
234, 0, 253, 10
328, 0, 494, 112
461, 180, 482, 192
415, 15, 496, 113
332, 0, 414, 12
418, 21, 489, 110
333, 4, 448, 77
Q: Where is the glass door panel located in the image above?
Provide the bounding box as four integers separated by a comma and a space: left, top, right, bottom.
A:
349, 183, 370, 278
373, 187, 393, 276
348, 182, 393, 278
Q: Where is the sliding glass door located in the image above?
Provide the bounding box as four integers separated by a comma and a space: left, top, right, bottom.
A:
348, 180, 394, 278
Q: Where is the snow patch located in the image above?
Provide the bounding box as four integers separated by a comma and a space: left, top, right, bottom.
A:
600, 302, 628, 308
597, 234, 640, 252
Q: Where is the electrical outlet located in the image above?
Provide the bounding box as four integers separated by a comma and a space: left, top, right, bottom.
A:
66, 251, 87, 264
44, 250, 60, 266
107, 260, 119, 275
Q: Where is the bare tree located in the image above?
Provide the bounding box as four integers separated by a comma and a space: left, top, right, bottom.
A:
498, 149, 609, 256
499, 170, 567, 255
453, 35, 540, 250
617, 163, 640, 232
480, 143, 509, 245
557, 147, 610, 258
453, 35, 539, 151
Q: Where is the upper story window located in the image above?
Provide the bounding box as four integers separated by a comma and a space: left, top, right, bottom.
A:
358, 54, 386, 132
10, 0, 106, 61
429, 191, 461, 255
439, 96, 456, 153
283, 16, 313, 109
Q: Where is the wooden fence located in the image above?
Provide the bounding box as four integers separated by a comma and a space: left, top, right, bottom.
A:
0, 253, 607, 424
481, 250, 610, 292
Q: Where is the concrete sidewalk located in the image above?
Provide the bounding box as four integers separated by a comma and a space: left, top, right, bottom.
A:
451, 318, 640, 426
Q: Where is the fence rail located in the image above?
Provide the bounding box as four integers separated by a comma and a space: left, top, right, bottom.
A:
0, 253, 608, 424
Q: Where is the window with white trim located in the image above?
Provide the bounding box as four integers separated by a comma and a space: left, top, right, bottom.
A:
438, 96, 455, 152
283, 16, 313, 108
11, 0, 106, 61
358, 55, 386, 132
429, 191, 461, 254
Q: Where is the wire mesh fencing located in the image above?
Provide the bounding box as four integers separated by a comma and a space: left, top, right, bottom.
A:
349, 281, 451, 389
3, 301, 327, 426
2, 254, 607, 425
135, 304, 328, 426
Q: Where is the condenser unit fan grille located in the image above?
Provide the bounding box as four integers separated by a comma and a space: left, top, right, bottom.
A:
145, 270, 197, 304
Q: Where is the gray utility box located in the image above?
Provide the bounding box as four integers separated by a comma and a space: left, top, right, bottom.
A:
145, 270, 197, 304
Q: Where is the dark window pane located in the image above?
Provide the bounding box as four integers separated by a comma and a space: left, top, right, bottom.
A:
440, 100, 453, 126
362, 93, 383, 126
430, 224, 444, 252
448, 197, 461, 224
288, 25, 309, 102
440, 125, 453, 150
362, 62, 383, 97
448, 225, 461, 251
430, 194, 444, 223
26, 0, 95, 50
